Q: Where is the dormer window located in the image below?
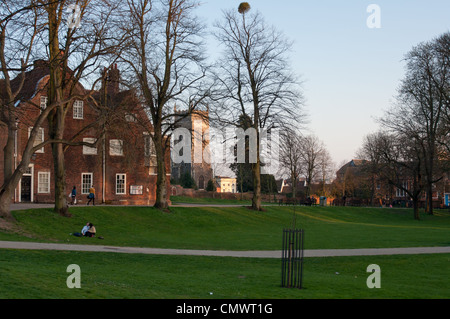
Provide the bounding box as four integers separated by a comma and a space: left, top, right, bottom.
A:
40, 96, 48, 109
73, 100, 84, 119
40, 96, 48, 113
125, 113, 137, 122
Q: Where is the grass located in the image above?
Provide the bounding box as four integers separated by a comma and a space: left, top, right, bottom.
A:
1, 250, 449, 299
3, 205, 450, 250
171, 195, 253, 205
1, 205, 450, 299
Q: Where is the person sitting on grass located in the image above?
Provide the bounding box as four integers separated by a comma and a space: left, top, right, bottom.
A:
84, 223, 96, 237
81, 222, 90, 236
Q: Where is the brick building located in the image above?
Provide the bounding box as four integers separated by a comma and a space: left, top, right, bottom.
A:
334, 159, 449, 207
0, 61, 170, 205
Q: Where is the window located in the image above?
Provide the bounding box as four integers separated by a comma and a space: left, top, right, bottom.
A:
144, 134, 157, 168
40, 96, 48, 112
396, 181, 408, 197
110, 139, 123, 156
83, 138, 97, 155
81, 173, 93, 194
28, 127, 45, 153
125, 113, 137, 122
116, 174, 126, 195
38, 172, 50, 194
73, 100, 84, 119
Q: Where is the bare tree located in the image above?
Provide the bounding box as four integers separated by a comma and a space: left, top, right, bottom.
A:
357, 132, 386, 206
279, 129, 302, 199
317, 147, 334, 197
373, 131, 425, 220
212, 3, 304, 211
120, 0, 209, 210
0, 1, 49, 221
37, 0, 124, 216
0, 1, 126, 220
299, 134, 324, 198
381, 33, 450, 215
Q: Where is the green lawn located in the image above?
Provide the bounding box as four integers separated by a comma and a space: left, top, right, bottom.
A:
171, 195, 253, 205
3, 205, 450, 250
1, 205, 450, 299
1, 250, 450, 299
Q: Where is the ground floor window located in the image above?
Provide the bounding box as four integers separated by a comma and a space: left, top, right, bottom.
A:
116, 174, 126, 195
37, 172, 50, 194
82, 173, 93, 194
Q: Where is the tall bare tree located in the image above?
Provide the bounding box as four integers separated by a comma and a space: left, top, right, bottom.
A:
0, 1, 125, 220
382, 33, 450, 215
38, 0, 124, 216
0, 1, 50, 221
317, 147, 334, 197
357, 132, 386, 206
120, 0, 209, 210
279, 129, 302, 199
299, 134, 324, 198
366, 131, 425, 220
213, 3, 304, 211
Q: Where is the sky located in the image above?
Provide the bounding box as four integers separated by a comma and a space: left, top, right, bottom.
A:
195, 0, 450, 168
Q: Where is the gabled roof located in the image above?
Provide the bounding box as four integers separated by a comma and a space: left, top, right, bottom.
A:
10, 64, 50, 103
336, 159, 368, 176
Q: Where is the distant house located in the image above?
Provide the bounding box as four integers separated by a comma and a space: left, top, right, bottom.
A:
334, 159, 448, 207
277, 179, 307, 195
215, 176, 237, 193
0, 61, 170, 205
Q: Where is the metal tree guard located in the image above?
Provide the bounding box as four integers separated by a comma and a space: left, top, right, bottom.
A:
281, 207, 304, 289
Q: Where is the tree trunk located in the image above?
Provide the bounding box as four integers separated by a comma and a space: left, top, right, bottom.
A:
47, 6, 69, 217
426, 184, 434, 215
251, 160, 262, 211
0, 186, 14, 221
3, 126, 16, 184
412, 197, 420, 220
51, 138, 69, 216
154, 129, 168, 210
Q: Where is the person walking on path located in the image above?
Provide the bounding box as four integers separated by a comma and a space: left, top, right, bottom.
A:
87, 185, 96, 206
70, 186, 77, 205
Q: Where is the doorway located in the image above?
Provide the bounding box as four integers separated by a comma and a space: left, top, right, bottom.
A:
198, 175, 205, 190
21, 176, 32, 202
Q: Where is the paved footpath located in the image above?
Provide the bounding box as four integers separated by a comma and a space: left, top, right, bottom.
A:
1, 241, 450, 258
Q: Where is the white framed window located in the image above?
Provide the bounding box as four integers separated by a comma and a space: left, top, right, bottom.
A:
81, 173, 93, 194
110, 139, 123, 156
144, 133, 157, 168
83, 138, 97, 155
73, 100, 84, 119
40, 96, 48, 112
116, 174, 126, 195
37, 171, 50, 194
396, 181, 408, 197
28, 127, 45, 153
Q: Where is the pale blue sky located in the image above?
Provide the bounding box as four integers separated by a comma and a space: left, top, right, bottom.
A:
197, 0, 450, 167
